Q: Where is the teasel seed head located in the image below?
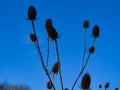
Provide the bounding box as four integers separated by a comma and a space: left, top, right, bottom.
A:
105, 82, 110, 89
28, 6, 37, 20
45, 19, 53, 29
47, 81, 53, 89
52, 61, 60, 74
83, 20, 89, 28
81, 73, 91, 90
30, 33, 37, 42
64, 88, 68, 90
115, 87, 119, 90
46, 26, 58, 40
99, 84, 102, 88
92, 25, 100, 38
89, 46, 95, 53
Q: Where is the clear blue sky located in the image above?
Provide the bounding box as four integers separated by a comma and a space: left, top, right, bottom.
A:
0, 0, 120, 90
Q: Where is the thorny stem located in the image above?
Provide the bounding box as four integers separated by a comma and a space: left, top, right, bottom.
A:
82, 29, 87, 69
92, 38, 96, 46
31, 20, 56, 90
55, 39, 64, 90
71, 53, 91, 90
46, 36, 50, 68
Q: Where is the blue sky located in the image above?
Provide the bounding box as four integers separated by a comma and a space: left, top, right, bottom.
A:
0, 0, 120, 90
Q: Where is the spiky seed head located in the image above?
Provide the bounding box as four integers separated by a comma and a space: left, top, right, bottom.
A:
92, 25, 100, 38
47, 26, 58, 40
115, 87, 119, 90
28, 6, 37, 20
105, 82, 110, 89
47, 81, 53, 89
81, 73, 91, 90
52, 61, 60, 74
99, 84, 102, 88
65, 88, 68, 90
45, 19, 53, 29
83, 20, 89, 28
89, 46, 95, 53
30, 33, 37, 42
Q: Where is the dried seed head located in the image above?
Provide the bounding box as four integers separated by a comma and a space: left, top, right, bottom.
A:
115, 87, 119, 90
105, 82, 110, 89
99, 84, 102, 88
28, 6, 37, 20
92, 25, 100, 38
46, 19, 53, 29
47, 81, 53, 89
52, 61, 60, 74
89, 46, 95, 53
30, 33, 37, 42
46, 26, 58, 40
83, 20, 89, 28
81, 73, 91, 90
65, 88, 68, 90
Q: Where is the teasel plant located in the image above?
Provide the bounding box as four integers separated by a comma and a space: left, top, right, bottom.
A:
45, 18, 64, 90
71, 20, 100, 90
25, 5, 120, 90
27, 6, 56, 90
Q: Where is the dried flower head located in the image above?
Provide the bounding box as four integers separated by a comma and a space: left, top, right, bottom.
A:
81, 73, 91, 90
115, 87, 119, 90
99, 84, 102, 88
83, 20, 89, 28
28, 6, 37, 20
92, 25, 100, 38
46, 26, 58, 40
47, 81, 53, 89
30, 33, 37, 42
52, 61, 60, 74
105, 82, 110, 89
65, 88, 68, 90
89, 46, 95, 53
45, 19, 53, 29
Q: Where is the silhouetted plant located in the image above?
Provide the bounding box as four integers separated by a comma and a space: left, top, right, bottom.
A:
26, 5, 119, 90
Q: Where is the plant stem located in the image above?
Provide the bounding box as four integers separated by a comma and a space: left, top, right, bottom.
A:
71, 53, 91, 90
55, 39, 64, 90
82, 29, 87, 69
46, 36, 50, 68
31, 20, 56, 90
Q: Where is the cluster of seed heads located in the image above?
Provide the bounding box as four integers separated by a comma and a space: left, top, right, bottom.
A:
99, 82, 119, 90
26, 5, 119, 90
45, 19, 58, 40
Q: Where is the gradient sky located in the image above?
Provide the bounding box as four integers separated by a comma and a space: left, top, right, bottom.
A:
0, 0, 120, 90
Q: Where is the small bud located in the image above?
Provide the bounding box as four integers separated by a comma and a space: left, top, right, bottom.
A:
28, 6, 37, 20
105, 82, 110, 89
115, 87, 119, 90
99, 84, 102, 88
47, 81, 53, 89
81, 73, 91, 90
92, 25, 100, 38
46, 26, 58, 40
52, 61, 60, 74
83, 20, 89, 28
89, 46, 95, 53
30, 33, 37, 42
45, 19, 53, 29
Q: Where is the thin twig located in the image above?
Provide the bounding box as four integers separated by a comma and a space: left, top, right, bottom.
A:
31, 20, 56, 90
46, 36, 50, 68
55, 39, 64, 90
82, 29, 87, 69
71, 53, 91, 90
